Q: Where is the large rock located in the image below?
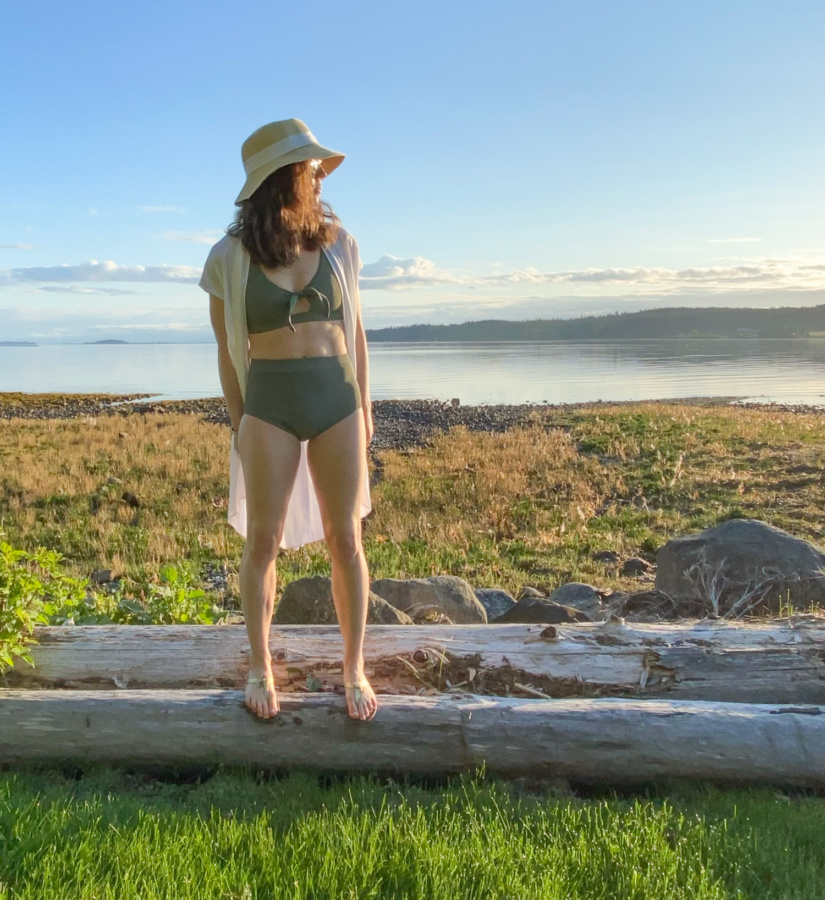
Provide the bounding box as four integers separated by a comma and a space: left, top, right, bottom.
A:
371, 575, 488, 624
474, 588, 517, 621
656, 518, 825, 615
492, 598, 590, 624
546, 583, 602, 619
274, 575, 413, 625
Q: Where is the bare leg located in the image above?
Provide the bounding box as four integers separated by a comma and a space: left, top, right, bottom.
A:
307, 407, 378, 721
237, 413, 301, 719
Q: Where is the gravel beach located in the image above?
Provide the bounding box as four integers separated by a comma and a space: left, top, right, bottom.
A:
0, 392, 820, 454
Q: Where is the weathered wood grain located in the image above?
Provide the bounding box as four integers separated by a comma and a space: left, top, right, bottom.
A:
5, 620, 825, 703
1, 690, 824, 784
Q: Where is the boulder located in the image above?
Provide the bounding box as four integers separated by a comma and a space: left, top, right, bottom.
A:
274, 575, 413, 625
656, 518, 825, 615
370, 575, 488, 624
546, 582, 602, 619
492, 598, 591, 624
475, 588, 517, 621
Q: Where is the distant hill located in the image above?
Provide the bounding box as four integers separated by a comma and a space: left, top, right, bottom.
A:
86, 339, 129, 344
365, 304, 825, 342
0, 341, 36, 347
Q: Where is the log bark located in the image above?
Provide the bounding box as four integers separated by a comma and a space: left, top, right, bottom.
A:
5, 619, 825, 704
1, 690, 824, 785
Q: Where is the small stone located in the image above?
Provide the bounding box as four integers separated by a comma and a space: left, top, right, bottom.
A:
493, 598, 590, 624
593, 550, 621, 564
475, 588, 517, 621
516, 586, 545, 601
621, 557, 654, 577
90, 568, 115, 584
547, 582, 602, 619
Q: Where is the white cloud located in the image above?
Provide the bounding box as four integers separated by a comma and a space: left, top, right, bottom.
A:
2, 250, 823, 307
37, 285, 139, 296
0, 243, 34, 251
138, 205, 187, 214
155, 230, 222, 245
1, 260, 201, 286
360, 254, 462, 290
357, 257, 825, 295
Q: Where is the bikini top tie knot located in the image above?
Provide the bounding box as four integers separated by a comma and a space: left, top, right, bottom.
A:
287, 287, 331, 332
245, 252, 343, 335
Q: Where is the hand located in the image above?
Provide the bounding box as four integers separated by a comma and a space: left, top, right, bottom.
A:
363, 403, 374, 447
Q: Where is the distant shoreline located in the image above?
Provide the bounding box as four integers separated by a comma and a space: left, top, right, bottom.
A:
2, 300, 825, 345
3, 335, 825, 347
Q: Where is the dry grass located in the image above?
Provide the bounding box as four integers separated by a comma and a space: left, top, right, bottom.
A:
2, 400, 825, 604
0, 412, 241, 579
368, 423, 611, 546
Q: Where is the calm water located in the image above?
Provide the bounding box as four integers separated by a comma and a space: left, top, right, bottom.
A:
1, 340, 824, 407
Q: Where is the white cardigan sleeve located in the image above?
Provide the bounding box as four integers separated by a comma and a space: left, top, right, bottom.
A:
198, 240, 226, 299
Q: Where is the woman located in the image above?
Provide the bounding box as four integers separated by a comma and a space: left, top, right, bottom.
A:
199, 118, 378, 723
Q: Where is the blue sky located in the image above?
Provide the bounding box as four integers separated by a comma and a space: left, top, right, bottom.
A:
1, 0, 824, 343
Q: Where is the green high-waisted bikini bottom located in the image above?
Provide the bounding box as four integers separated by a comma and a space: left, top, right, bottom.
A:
243, 353, 362, 441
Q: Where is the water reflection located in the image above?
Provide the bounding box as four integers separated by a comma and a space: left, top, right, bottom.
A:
0, 339, 823, 406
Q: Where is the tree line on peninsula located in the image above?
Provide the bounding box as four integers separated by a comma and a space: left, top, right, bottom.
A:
365, 303, 825, 342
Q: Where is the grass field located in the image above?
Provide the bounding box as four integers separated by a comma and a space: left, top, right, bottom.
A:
1, 765, 824, 899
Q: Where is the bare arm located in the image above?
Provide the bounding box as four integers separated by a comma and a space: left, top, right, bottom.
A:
209, 294, 244, 432
354, 307, 371, 408
354, 300, 374, 446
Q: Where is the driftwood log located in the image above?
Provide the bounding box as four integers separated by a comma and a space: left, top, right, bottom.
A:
5, 619, 825, 703
1, 690, 824, 784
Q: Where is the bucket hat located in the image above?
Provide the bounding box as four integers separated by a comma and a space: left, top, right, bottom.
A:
235, 118, 345, 205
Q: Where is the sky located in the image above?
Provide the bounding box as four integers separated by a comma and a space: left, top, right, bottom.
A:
1, 0, 824, 343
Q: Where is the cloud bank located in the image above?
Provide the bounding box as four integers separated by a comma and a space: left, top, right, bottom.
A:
361, 256, 825, 295
2, 253, 824, 308
0, 260, 201, 286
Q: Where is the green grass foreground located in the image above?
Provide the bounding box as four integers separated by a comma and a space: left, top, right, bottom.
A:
1, 766, 824, 899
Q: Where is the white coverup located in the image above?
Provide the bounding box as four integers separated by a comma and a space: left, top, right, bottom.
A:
198, 226, 371, 547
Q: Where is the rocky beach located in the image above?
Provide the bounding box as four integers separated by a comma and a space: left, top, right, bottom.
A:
1, 392, 819, 453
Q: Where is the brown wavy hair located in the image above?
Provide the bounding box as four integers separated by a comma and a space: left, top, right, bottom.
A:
227, 160, 340, 269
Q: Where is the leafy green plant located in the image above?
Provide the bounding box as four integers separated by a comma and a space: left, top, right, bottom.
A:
0, 529, 89, 672
70, 563, 230, 625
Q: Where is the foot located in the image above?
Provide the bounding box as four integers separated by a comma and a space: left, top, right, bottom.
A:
343, 674, 378, 721
245, 667, 279, 719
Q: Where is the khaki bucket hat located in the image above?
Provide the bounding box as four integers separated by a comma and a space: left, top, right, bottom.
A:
235, 118, 345, 205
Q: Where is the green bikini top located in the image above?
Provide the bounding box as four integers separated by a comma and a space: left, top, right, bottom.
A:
246, 249, 344, 334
